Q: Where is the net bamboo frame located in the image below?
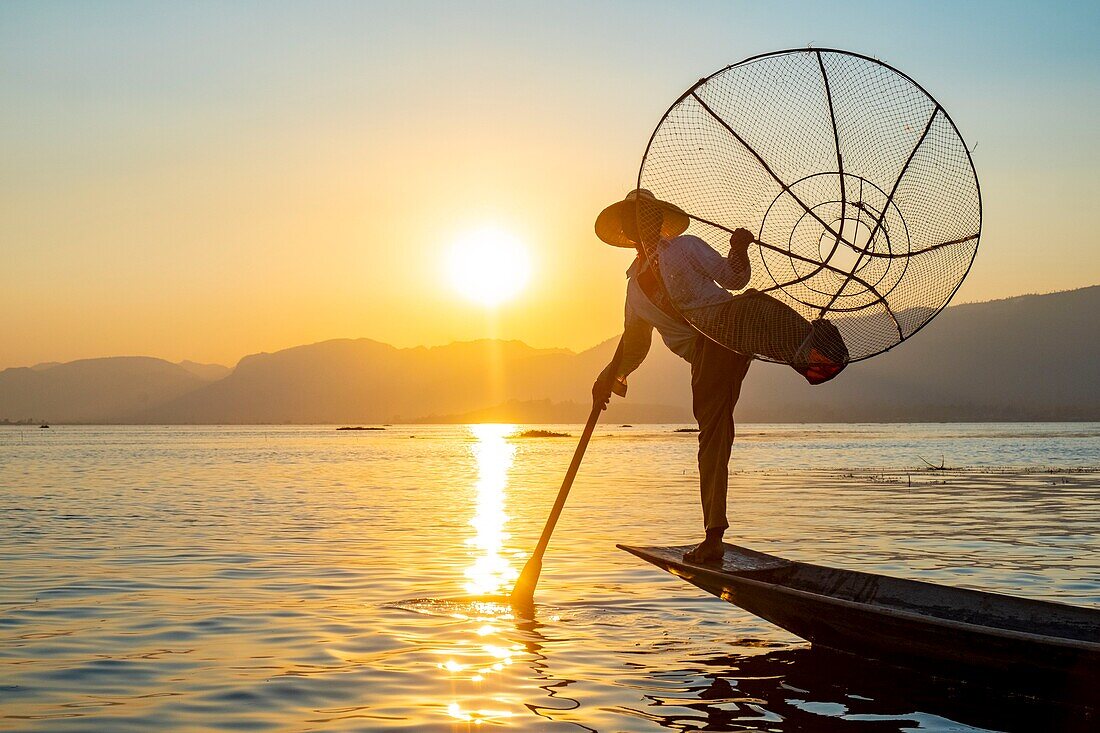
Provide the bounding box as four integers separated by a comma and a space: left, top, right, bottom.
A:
636, 48, 981, 366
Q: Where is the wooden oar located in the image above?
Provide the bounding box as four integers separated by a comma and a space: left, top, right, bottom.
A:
509, 399, 603, 609
510, 342, 623, 609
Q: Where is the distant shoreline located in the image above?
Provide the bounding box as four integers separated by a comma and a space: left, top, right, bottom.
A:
5, 419, 1099, 427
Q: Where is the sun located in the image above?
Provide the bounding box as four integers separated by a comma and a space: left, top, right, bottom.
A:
446, 227, 531, 306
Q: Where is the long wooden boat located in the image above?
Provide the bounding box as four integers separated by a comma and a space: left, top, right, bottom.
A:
619, 543, 1100, 699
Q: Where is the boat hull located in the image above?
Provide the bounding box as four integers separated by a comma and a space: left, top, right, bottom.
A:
619, 543, 1100, 700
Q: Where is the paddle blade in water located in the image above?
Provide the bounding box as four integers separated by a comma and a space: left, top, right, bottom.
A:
509, 554, 542, 610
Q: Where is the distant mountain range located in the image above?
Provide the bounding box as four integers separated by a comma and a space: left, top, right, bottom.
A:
2, 286, 1097, 424
0, 357, 228, 424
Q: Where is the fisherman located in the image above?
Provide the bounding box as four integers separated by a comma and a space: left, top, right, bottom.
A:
592, 189, 847, 564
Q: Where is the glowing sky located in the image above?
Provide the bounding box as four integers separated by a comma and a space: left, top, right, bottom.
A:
2, 1, 1098, 368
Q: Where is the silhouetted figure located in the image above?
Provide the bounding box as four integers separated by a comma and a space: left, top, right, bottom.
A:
592, 189, 847, 564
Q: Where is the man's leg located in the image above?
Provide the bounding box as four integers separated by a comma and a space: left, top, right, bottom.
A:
712, 289, 812, 363
686, 335, 751, 563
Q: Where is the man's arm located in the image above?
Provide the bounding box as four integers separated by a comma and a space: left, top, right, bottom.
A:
593, 300, 652, 408
691, 230, 752, 290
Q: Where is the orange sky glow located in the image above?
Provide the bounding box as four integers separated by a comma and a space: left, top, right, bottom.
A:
2, 2, 1098, 369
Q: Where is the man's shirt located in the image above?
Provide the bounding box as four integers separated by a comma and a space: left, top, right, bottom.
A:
606, 235, 750, 393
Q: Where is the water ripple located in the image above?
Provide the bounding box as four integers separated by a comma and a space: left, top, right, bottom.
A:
0, 423, 1097, 731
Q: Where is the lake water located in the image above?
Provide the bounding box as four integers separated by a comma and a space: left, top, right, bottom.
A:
1, 423, 1098, 732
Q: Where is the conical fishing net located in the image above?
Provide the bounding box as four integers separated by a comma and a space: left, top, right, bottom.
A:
635, 49, 981, 379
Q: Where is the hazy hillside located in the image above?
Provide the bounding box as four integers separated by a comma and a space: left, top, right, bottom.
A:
133, 339, 590, 424
0, 357, 210, 423
177, 361, 232, 382
137, 285, 1100, 423
2, 286, 1097, 423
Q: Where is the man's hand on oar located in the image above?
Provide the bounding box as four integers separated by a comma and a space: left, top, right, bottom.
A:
592, 375, 613, 411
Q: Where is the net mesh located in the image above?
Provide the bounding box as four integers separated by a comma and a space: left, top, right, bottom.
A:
635, 49, 980, 369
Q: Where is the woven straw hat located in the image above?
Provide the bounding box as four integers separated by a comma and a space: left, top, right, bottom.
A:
595, 189, 690, 247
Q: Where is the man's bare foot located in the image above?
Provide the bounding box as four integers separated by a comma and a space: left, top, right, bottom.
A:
683, 535, 725, 564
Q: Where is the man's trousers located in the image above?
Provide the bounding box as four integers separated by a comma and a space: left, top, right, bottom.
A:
690, 334, 753, 532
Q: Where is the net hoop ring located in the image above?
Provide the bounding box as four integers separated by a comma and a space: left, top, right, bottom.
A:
635, 47, 982, 365
756, 171, 913, 309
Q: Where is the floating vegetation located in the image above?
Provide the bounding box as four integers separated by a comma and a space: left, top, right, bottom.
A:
337, 426, 385, 431
515, 429, 569, 438
673, 427, 699, 433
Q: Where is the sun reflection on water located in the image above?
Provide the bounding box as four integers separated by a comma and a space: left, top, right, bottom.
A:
464, 424, 519, 596
428, 424, 528, 726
